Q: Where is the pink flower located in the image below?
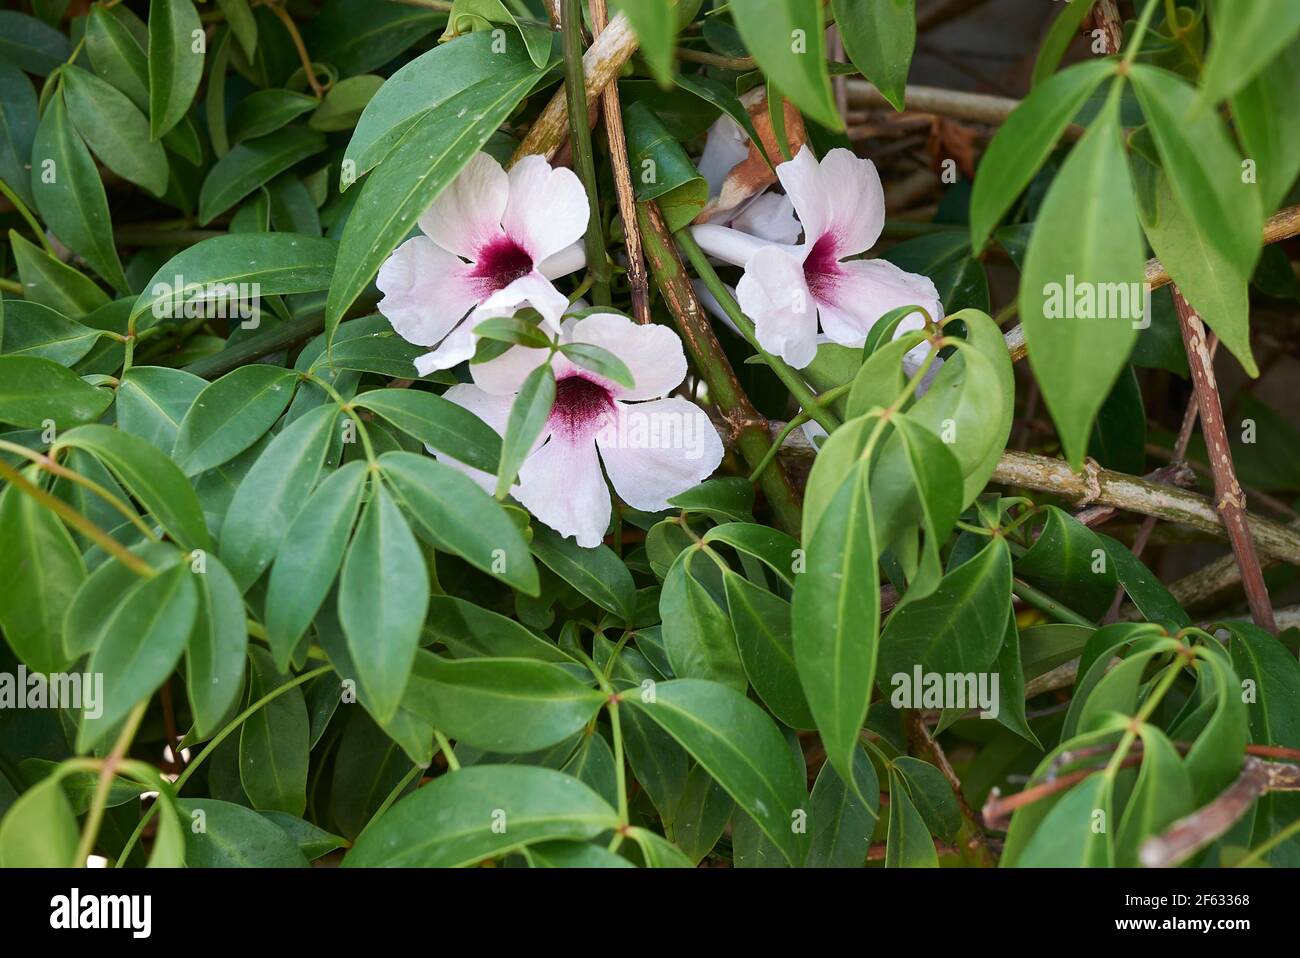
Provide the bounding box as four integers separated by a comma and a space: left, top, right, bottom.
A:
691, 146, 942, 369
439, 313, 724, 548
377, 152, 589, 376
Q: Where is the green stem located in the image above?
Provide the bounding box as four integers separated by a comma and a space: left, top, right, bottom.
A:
562, 0, 611, 306
1122, 0, 1162, 66
0, 178, 56, 255
75, 701, 148, 866
1235, 815, 1300, 868
1012, 577, 1095, 628
675, 228, 841, 434
434, 730, 461, 771
115, 665, 331, 866
355, 764, 423, 843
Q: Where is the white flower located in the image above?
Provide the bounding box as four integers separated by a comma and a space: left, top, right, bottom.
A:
691, 145, 942, 369
439, 313, 724, 548
377, 152, 589, 377
697, 113, 801, 245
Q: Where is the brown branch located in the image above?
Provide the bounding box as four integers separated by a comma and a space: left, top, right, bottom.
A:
1139, 758, 1272, 867
904, 711, 998, 866
1091, 0, 1124, 55
266, 2, 324, 98
588, 0, 648, 324
1173, 288, 1277, 633
513, 12, 638, 163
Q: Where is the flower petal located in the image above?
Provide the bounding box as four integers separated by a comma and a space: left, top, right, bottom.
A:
775, 145, 830, 245
597, 398, 725, 512
817, 148, 885, 257
538, 241, 586, 280
729, 191, 801, 244
413, 320, 478, 377
417, 152, 509, 261
736, 244, 820, 368
377, 236, 479, 347
470, 342, 552, 395
515, 435, 611, 548
699, 113, 750, 197
476, 270, 570, 331
503, 155, 590, 264
815, 258, 942, 349
569, 312, 688, 401
690, 223, 776, 268
434, 384, 515, 493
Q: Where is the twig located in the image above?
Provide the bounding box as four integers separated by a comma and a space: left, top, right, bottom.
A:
513, 12, 638, 162
904, 711, 998, 866
74, 701, 148, 865
1172, 288, 1277, 633
1139, 758, 1273, 867
638, 202, 804, 535
265, 2, 324, 98
588, 0, 648, 323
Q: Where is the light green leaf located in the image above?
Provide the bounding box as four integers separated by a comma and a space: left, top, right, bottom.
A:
353, 388, 500, 473
660, 550, 746, 692
728, 0, 840, 129
832, 0, 915, 111
1197, 0, 1300, 107
148, 0, 205, 140
197, 126, 326, 225
173, 365, 299, 476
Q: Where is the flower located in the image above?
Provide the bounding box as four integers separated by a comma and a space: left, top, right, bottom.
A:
691, 145, 942, 369
439, 313, 724, 548
377, 152, 589, 377
697, 112, 801, 245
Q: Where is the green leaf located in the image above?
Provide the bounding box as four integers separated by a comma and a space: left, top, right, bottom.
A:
0, 63, 39, 209
338, 481, 429, 723
557, 343, 635, 390
879, 536, 1012, 679
532, 524, 638, 623
722, 569, 814, 728
85, 6, 150, 109
265, 460, 367, 670
628, 827, 696, 868
442, 0, 553, 69
793, 459, 880, 790
197, 126, 326, 225
1132, 64, 1263, 370
215, 0, 258, 60
1016, 506, 1117, 621
0, 480, 85, 673
1019, 98, 1144, 467
1182, 645, 1249, 804
30, 89, 128, 291
1031, 0, 1098, 87
0, 10, 71, 76
885, 767, 938, 867
174, 365, 299, 476
219, 402, 338, 591
310, 74, 385, 132
832, 0, 915, 111
304, 0, 444, 76
499, 371, 557, 504
79, 563, 199, 752
969, 60, 1113, 253
427, 595, 569, 662
1197, 0, 1300, 107
702, 522, 799, 586
0, 774, 79, 867
623, 100, 708, 232
130, 233, 337, 324
229, 89, 318, 144
1013, 773, 1112, 867
611, 0, 675, 84
660, 550, 746, 692
345, 765, 619, 867
8, 231, 109, 318
1098, 533, 1190, 628
0, 300, 106, 366
116, 365, 207, 452
56, 423, 210, 550
148, 0, 205, 140
327, 65, 548, 337
1115, 723, 1193, 867
1231, 39, 1300, 216
353, 388, 500, 473
807, 742, 879, 867
344, 30, 546, 179
185, 554, 248, 739
628, 678, 809, 866
62, 65, 168, 197
260, 811, 346, 861
239, 647, 309, 816
379, 450, 539, 595
728, 0, 840, 130
180, 799, 310, 867
402, 651, 605, 754
527, 840, 635, 868
0, 356, 111, 428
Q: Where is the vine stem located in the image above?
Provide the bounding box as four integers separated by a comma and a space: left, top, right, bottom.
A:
588, 0, 649, 323
561, 0, 610, 305
265, 1, 325, 98
674, 228, 841, 435
115, 665, 332, 866
1171, 288, 1277, 633
75, 701, 148, 866
0, 178, 56, 255
0, 459, 156, 577
638, 201, 805, 535
903, 712, 998, 867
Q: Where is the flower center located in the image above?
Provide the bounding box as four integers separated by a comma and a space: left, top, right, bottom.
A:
471, 235, 534, 295
802, 232, 844, 304
548, 374, 615, 441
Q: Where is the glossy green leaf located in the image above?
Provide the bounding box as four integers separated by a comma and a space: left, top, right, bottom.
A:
530, 524, 637, 623
63, 65, 168, 197
1014, 772, 1112, 867
722, 569, 813, 728
0, 10, 70, 76
0, 300, 106, 366
833, 0, 915, 111
1031, 0, 1097, 87
661, 550, 746, 692
1016, 506, 1117, 621
0, 774, 79, 867
345, 764, 619, 867
885, 767, 938, 868
185, 554, 248, 739
229, 89, 318, 144
402, 651, 605, 754
116, 365, 207, 452
198, 126, 326, 225
426, 595, 569, 663
1019, 98, 1144, 467
238, 646, 309, 815
623, 100, 708, 232
8, 230, 109, 317
1115, 723, 1193, 867
629, 678, 809, 866
1197, 0, 1300, 107
1231, 39, 1300, 216
0, 63, 39, 209
173, 365, 299, 475
180, 798, 310, 867
807, 743, 879, 867
148, 0, 204, 140
354, 388, 500, 473
728, 0, 840, 130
